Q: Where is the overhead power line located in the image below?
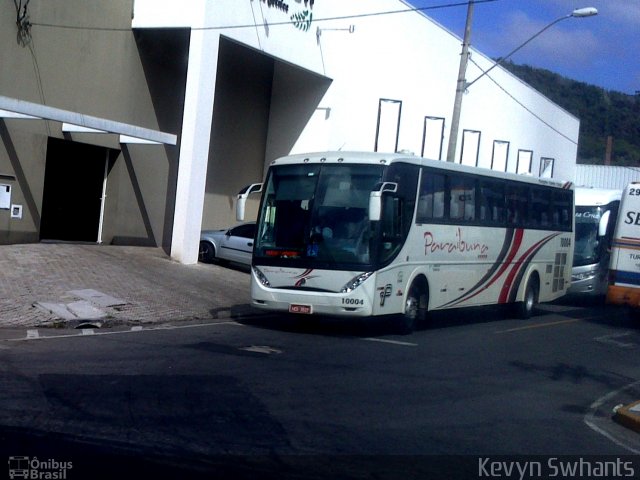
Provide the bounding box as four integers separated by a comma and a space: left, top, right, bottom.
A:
30, 0, 498, 33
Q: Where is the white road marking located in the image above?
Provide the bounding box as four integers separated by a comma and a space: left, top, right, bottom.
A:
7, 321, 243, 342
594, 332, 635, 348
362, 337, 418, 347
239, 345, 282, 354
584, 379, 640, 455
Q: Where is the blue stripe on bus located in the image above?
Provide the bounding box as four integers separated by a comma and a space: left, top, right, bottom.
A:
610, 270, 640, 286
612, 239, 640, 249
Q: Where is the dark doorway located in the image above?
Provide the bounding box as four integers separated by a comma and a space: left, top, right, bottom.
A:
40, 138, 107, 242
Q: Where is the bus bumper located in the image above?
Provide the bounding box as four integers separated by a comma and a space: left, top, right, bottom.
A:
250, 278, 375, 317
568, 277, 605, 296
568, 266, 608, 297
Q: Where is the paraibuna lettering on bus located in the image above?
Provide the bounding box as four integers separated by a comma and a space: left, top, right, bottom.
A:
424, 228, 489, 258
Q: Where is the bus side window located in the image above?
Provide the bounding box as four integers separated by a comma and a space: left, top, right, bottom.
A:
479, 180, 504, 225
552, 190, 573, 231
449, 176, 462, 220
506, 184, 528, 227
464, 180, 476, 221
530, 187, 551, 229
417, 170, 445, 223
449, 175, 475, 222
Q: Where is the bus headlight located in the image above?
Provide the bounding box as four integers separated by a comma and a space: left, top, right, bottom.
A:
340, 272, 373, 293
253, 266, 271, 287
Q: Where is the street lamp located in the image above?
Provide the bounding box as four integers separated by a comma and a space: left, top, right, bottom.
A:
445, 6, 598, 163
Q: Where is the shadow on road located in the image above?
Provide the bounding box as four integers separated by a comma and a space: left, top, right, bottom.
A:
234, 297, 639, 338
235, 304, 517, 338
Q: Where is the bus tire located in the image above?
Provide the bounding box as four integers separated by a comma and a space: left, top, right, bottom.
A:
516, 275, 539, 319
398, 279, 428, 334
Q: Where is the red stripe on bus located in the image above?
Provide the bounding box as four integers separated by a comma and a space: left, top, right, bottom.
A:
444, 229, 523, 308
498, 233, 559, 304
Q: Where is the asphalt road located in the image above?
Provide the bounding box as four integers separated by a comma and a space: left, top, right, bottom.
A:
1, 300, 639, 479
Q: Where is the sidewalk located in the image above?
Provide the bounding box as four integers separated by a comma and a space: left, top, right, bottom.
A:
0, 243, 254, 329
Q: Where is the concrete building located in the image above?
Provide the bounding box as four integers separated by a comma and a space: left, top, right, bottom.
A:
0, 0, 580, 263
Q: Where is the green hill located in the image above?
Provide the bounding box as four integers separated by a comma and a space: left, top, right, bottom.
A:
500, 62, 640, 166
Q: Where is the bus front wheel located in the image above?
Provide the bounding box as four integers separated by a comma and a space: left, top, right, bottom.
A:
398, 280, 428, 334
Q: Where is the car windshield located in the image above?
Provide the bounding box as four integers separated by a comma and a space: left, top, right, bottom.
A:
574, 205, 604, 266
253, 163, 384, 268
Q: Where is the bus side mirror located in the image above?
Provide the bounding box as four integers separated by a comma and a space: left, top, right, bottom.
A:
598, 210, 611, 237
236, 183, 263, 221
369, 182, 398, 222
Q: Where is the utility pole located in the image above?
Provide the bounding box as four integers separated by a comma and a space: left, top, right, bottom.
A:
446, 0, 474, 163
605, 135, 613, 165
444, 4, 596, 164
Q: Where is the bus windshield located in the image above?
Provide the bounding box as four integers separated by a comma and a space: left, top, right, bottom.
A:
254, 164, 384, 267
574, 205, 605, 267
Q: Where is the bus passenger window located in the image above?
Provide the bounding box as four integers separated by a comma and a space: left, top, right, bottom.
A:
449, 175, 476, 222
506, 185, 528, 226
552, 190, 573, 231
479, 180, 505, 224
531, 187, 551, 228
417, 172, 445, 222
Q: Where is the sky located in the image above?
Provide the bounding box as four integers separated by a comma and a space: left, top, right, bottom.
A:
407, 0, 640, 95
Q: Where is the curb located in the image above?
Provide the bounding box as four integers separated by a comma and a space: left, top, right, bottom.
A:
613, 401, 640, 434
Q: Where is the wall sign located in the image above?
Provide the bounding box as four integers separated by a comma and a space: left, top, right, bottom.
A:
11, 204, 22, 219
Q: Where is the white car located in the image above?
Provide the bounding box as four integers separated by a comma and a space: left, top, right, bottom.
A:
199, 222, 256, 266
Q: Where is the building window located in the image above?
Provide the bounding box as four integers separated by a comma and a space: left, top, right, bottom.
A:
374, 98, 402, 153
460, 129, 481, 167
421, 116, 445, 160
517, 149, 533, 174
491, 140, 509, 172
540, 157, 554, 178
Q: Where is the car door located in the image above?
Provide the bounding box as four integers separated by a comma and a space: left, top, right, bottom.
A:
219, 224, 255, 264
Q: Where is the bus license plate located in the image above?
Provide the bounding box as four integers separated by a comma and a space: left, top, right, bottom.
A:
289, 304, 312, 314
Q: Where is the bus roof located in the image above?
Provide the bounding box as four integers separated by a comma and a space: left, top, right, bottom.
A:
574, 187, 622, 206
271, 151, 573, 189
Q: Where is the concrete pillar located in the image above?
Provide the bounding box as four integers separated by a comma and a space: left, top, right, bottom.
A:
170, 30, 220, 264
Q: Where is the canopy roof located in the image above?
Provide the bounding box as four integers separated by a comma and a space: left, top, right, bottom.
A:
0, 95, 177, 145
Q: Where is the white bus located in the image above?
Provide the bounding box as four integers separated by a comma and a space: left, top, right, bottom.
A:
607, 182, 640, 309
237, 152, 574, 332
568, 188, 620, 298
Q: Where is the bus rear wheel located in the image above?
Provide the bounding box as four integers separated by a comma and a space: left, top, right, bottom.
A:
516, 276, 538, 319
398, 281, 428, 334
